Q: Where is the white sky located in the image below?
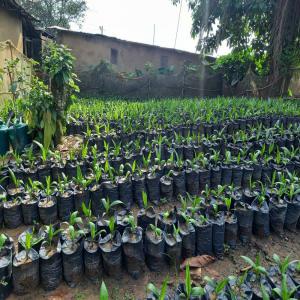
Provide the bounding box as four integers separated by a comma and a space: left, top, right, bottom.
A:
71, 0, 230, 56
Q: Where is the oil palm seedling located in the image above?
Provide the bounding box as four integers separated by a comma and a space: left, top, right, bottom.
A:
38, 176, 57, 225
73, 166, 92, 213
147, 276, 169, 300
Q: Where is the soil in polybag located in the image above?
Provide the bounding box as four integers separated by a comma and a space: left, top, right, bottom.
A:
122, 226, 145, 279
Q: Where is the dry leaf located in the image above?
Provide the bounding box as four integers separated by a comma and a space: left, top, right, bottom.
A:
190, 267, 202, 279
180, 255, 216, 270
203, 267, 221, 279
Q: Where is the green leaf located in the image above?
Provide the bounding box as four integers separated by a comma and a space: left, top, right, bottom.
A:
159, 276, 169, 300
99, 281, 108, 300
147, 283, 159, 298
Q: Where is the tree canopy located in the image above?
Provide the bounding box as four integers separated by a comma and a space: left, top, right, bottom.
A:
18, 0, 87, 29
173, 0, 300, 95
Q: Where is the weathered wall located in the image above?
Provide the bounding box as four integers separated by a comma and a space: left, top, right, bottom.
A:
0, 8, 23, 52
0, 40, 32, 104
55, 29, 201, 73
54, 29, 222, 98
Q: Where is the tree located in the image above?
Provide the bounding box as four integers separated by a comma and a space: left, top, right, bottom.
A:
18, 0, 87, 29
172, 0, 300, 96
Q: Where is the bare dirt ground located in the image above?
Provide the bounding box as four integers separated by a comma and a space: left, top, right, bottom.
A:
2, 218, 299, 300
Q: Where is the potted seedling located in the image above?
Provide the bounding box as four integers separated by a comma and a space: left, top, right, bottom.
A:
165, 224, 182, 270
209, 204, 225, 258
97, 197, 123, 231
249, 150, 262, 182
121, 215, 144, 279
268, 254, 296, 294
137, 191, 156, 231
65, 149, 77, 179
0, 233, 13, 298
160, 170, 174, 202
79, 201, 97, 234
50, 150, 65, 182
272, 274, 298, 300
288, 260, 300, 288
3, 193, 22, 229
73, 166, 92, 214
146, 167, 161, 205
268, 182, 287, 234
34, 141, 52, 184
204, 276, 229, 300
241, 255, 272, 299
147, 276, 170, 300
221, 150, 233, 186
39, 224, 63, 291
84, 222, 103, 282
38, 176, 58, 225
62, 225, 85, 287
252, 183, 270, 238
23, 146, 38, 182
56, 173, 74, 221
132, 162, 147, 208
89, 163, 104, 217
99, 217, 122, 279
60, 211, 83, 243
12, 232, 40, 295
22, 179, 40, 225
7, 168, 24, 198
283, 182, 300, 231
196, 153, 210, 192
178, 213, 196, 258
227, 273, 253, 300
144, 223, 165, 271
171, 153, 187, 199
18, 225, 45, 253
116, 165, 133, 209
210, 149, 222, 189
176, 264, 205, 299
224, 197, 238, 249
102, 161, 119, 201
158, 209, 177, 233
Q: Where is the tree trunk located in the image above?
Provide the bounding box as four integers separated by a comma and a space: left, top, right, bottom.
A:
269, 0, 300, 96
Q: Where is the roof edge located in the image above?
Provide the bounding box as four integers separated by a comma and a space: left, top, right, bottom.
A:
48, 26, 214, 58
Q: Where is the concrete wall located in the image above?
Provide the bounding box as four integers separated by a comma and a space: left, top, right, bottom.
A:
55, 30, 202, 73
53, 29, 223, 98
0, 8, 23, 51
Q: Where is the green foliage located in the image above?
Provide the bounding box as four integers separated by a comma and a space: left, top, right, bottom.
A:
213, 49, 269, 86
43, 41, 79, 94
172, 0, 300, 95
99, 281, 108, 300
0, 234, 7, 250
24, 78, 56, 148
45, 224, 62, 246
25, 232, 33, 252
180, 264, 205, 298
41, 41, 79, 145
101, 198, 123, 215
149, 224, 162, 239
241, 254, 267, 276
69, 211, 83, 226
147, 276, 169, 300
18, 0, 87, 29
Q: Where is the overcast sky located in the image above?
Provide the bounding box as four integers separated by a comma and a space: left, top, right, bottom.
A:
71, 0, 230, 56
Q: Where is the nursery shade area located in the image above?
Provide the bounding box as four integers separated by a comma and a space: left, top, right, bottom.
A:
0, 97, 300, 299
